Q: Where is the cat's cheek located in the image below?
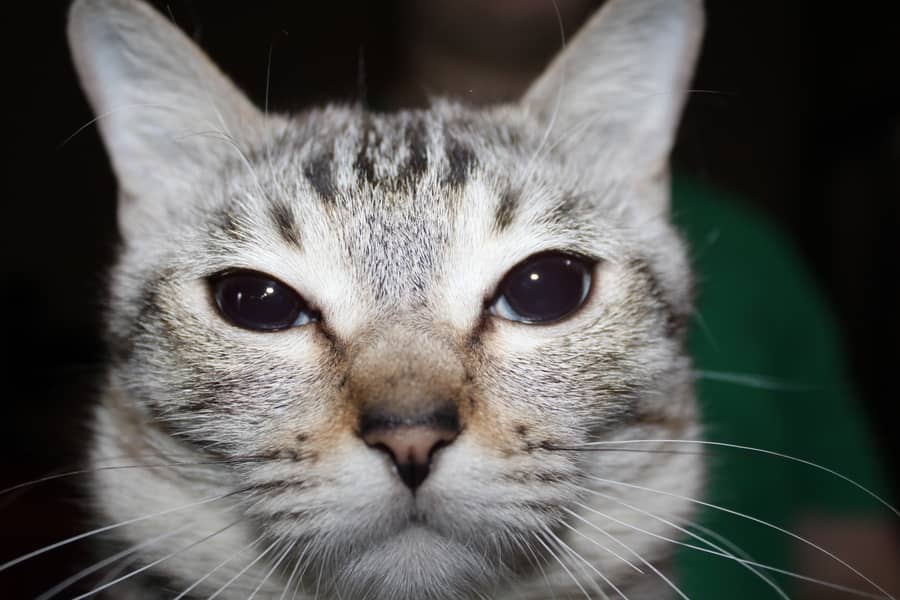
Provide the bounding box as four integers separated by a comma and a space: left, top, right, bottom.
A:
416, 436, 579, 533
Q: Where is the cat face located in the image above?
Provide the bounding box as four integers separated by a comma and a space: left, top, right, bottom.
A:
69, 0, 704, 597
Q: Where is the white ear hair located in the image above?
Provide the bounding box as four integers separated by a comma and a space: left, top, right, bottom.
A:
523, 0, 704, 214
68, 0, 265, 233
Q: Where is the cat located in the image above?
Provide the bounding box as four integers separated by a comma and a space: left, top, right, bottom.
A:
61, 0, 705, 597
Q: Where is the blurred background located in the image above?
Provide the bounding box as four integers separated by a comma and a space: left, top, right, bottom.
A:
1, 0, 897, 597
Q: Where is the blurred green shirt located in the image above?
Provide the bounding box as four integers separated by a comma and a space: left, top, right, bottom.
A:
670, 177, 890, 598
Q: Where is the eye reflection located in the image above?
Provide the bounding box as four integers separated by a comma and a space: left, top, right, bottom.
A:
211, 270, 315, 331
490, 252, 592, 324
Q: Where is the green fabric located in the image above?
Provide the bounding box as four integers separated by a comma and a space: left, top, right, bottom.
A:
669, 177, 891, 598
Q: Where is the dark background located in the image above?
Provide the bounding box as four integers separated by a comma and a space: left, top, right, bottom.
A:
1, 0, 897, 596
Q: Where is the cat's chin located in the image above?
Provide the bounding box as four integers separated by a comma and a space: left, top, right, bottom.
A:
322, 524, 498, 600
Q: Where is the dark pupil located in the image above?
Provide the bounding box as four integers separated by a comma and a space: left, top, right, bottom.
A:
214, 273, 302, 331
501, 254, 588, 323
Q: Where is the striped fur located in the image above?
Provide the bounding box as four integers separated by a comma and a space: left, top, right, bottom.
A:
69, 0, 705, 598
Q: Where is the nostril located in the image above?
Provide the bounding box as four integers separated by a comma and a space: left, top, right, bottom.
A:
361, 424, 459, 491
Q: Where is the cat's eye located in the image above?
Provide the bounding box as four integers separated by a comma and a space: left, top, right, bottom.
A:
490, 252, 592, 324
211, 270, 316, 331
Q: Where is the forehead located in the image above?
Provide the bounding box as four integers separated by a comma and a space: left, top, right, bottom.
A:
200, 105, 617, 321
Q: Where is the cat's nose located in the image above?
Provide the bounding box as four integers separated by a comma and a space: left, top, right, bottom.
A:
359, 409, 460, 492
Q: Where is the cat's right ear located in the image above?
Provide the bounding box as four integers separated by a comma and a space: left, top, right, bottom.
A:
67, 0, 265, 235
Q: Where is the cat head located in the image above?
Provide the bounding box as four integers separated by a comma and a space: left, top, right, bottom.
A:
69, 0, 704, 597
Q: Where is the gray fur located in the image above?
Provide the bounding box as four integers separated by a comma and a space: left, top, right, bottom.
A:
68, 0, 705, 598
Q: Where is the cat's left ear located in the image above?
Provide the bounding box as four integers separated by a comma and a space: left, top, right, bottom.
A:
67, 0, 265, 222
522, 0, 703, 214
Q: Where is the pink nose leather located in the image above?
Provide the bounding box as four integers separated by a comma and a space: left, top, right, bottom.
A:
358, 406, 461, 491
362, 425, 458, 468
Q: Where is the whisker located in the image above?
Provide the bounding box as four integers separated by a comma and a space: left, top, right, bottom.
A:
531, 110, 612, 175
191, 58, 241, 161
690, 309, 720, 352
313, 536, 327, 600
248, 537, 297, 600
686, 88, 738, 96
510, 528, 558, 600
264, 35, 277, 118
280, 537, 315, 600
57, 103, 174, 150
556, 516, 644, 574
492, 539, 530, 600
532, 529, 592, 600
681, 520, 791, 600
521, 0, 567, 189
172, 531, 267, 600
92, 551, 140, 588
541, 522, 614, 600
574, 480, 790, 599
91, 551, 142, 591
207, 535, 282, 600
34, 521, 194, 600
72, 516, 247, 599
172, 129, 270, 203
556, 438, 898, 517
585, 478, 893, 599
0, 488, 245, 573
261, 31, 295, 213
693, 369, 813, 391
563, 506, 691, 600
0, 455, 275, 497
570, 500, 890, 600
555, 447, 704, 456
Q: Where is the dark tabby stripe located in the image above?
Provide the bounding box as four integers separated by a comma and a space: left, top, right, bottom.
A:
399, 119, 429, 182
216, 204, 252, 242
493, 187, 519, 232
443, 135, 477, 187
303, 148, 337, 202
126, 268, 174, 356
269, 200, 301, 248
354, 117, 378, 184
631, 259, 688, 338
544, 192, 581, 228
247, 479, 309, 493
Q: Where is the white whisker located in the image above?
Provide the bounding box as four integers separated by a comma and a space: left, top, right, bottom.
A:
280, 537, 315, 600
563, 506, 691, 600
532, 529, 592, 600
574, 479, 790, 599
172, 129, 269, 203
541, 523, 615, 600
557, 516, 644, 574
1, 456, 271, 497
693, 369, 812, 391
521, 0, 567, 188
574, 438, 898, 517
57, 103, 175, 150
173, 531, 267, 600
682, 520, 791, 600
0, 489, 242, 573
586, 471, 894, 598
511, 528, 558, 600
72, 517, 247, 599
35, 521, 193, 600
570, 500, 890, 600
207, 536, 282, 600
249, 537, 297, 600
